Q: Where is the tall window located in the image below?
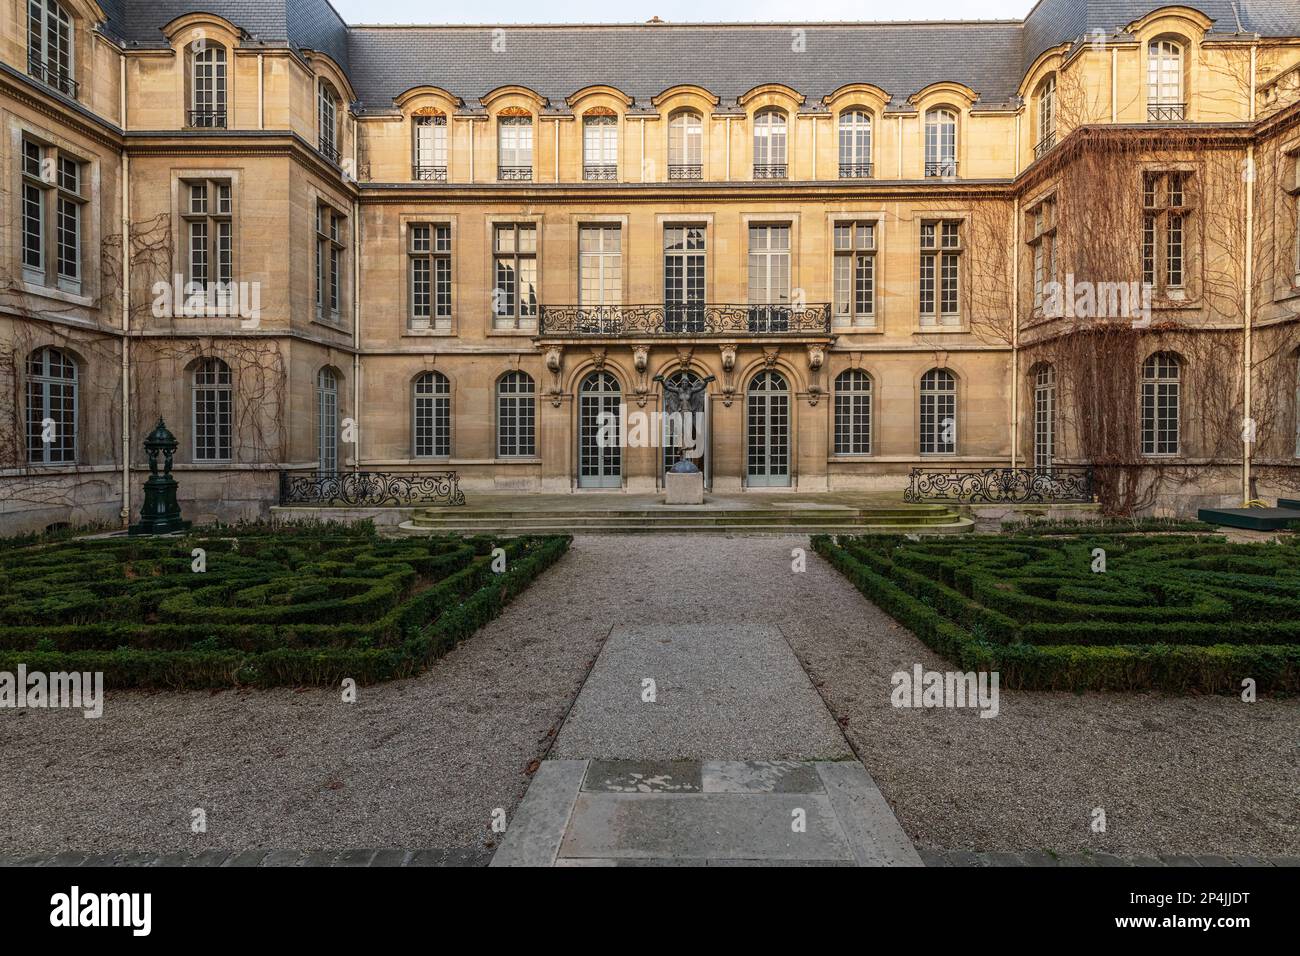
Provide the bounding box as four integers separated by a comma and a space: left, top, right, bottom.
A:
21, 139, 85, 293
1028, 198, 1057, 312
413, 371, 451, 458
190, 43, 227, 127
413, 115, 447, 180
1143, 171, 1190, 295
497, 115, 533, 180
1147, 40, 1185, 121
183, 180, 233, 307
409, 223, 451, 331
192, 357, 232, 462
316, 204, 345, 323
668, 110, 702, 179
492, 223, 538, 329
833, 221, 876, 328
1035, 75, 1056, 158
924, 108, 957, 177
1141, 353, 1180, 456
920, 220, 962, 326
316, 367, 338, 474
664, 225, 706, 332
27, 0, 75, 98
318, 80, 340, 162
583, 114, 618, 180
26, 346, 76, 464
579, 225, 622, 306
748, 224, 791, 332
834, 369, 872, 455
753, 110, 787, 179
920, 368, 957, 455
1033, 364, 1056, 472
497, 371, 536, 457
838, 110, 872, 178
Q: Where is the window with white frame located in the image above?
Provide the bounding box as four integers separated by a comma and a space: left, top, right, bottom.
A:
748, 224, 790, 332
413, 371, 451, 458
1027, 197, 1057, 313
26, 346, 76, 464
579, 225, 622, 306
924, 108, 957, 177
497, 116, 533, 180
1033, 363, 1056, 472
27, 0, 75, 98
668, 111, 702, 178
318, 80, 340, 162
409, 223, 451, 331
413, 115, 447, 180
838, 110, 872, 178
21, 138, 85, 293
1142, 171, 1190, 296
183, 180, 233, 308
192, 357, 232, 462
1140, 352, 1181, 456
492, 223, 538, 329
920, 368, 957, 454
317, 367, 338, 474
833, 221, 876, 328
583, 114, 618, 180
316, 203, 345, 323
753, 110, 787, 178
1035, 75, 1056, 158
190, 42, 226, 127
664, 225, 706, 331
920, 220, 961, 326
834, 369, 872, 455
496, 371, 536, 457
1147, 40, 1185, 121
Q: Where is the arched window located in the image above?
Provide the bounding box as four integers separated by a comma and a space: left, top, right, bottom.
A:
668, 110, 702, 178
1148, 40, 1185, 121
1035, 75, 1056, 157
1141, 353, 1181, 456
413, 114, 447, 180
27, 0, 74, 98
190, 42, 226, 127
26, 346, 76, 464
1033, 364, 1056, 472
838, 110, 872, 178
192, 357, 232, 461
413, 371, 451, 458
583, 114, 618, 180
753, 110, 787, 178
924, 108, 957, 177
318, 80, 340, 162
497, 114, 533, 181
317, 367, 338, 474
834, 369, 872, 455
497, 371, 536, 457
920, 368, 956, 454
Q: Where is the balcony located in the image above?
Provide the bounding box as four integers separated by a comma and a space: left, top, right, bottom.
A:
1033, 131, 1056, 160
27, 57, 77, 99
318, 138, 341, 164
668, 164, 702, 181
538, 302, 832, 338
413, 165, 448, 182
498, 165, 533, 181
839, 163, 873, 179
925, 160, 958, 178
584, 164, 618, 181
1147, 102, 1187, 122
188, 109, 227, 129
753, 164, 787, 180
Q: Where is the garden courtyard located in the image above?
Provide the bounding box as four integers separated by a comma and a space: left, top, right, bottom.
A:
0, 531, 1297, 864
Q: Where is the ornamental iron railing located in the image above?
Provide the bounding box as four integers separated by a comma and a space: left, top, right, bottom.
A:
318, 138, 341, 164
903, 467, 1095, 504
498, 165, 533, 181
668, 164, 703, 180
753, 164, 787, 179
279, 471, 465, 507
28, 57, 78, 98
1147, 103, 1187, 122
1033, 132, 1056, 160
413, 164, 448, 181
839, 163, 874, 178
924, 160, 958, 178
583, 164, 618, 181
539, 302, 832, 337
187, 109, 227, 128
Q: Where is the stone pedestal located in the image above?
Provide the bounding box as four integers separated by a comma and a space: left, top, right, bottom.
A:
665, 470, 705, 505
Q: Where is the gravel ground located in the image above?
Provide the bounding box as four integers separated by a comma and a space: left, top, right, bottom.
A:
2, 534, 1296, 857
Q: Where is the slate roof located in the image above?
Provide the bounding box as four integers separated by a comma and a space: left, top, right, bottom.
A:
90, 1, 1300, 112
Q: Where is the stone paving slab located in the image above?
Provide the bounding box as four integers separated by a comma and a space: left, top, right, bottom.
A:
583, 760, 703, 793
488, 760, 587, 868
702, 760, 824, 794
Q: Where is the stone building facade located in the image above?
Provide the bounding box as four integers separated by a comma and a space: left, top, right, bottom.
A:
2, 0, 1300, 531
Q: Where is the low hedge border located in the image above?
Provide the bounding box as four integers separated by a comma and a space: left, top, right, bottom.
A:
812, 534, 1300, 694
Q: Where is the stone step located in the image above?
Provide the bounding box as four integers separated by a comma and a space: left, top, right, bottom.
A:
407, 513, 960, 527
399, 519, 973, 535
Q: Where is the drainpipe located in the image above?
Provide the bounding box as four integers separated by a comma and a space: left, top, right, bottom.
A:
257, 53, 264, 129
1011, 195, 1020, 470
1111, 47, 1118, 122
119, 56, 131, 526
353, 200, 361, 474
1242, 43, 1258, 504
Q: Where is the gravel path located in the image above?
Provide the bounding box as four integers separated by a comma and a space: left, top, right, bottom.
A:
2, 534, 1295, 857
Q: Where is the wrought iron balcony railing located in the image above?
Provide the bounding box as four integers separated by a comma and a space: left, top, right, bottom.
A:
413, 164, 448, 181
925, 160, 958, 178
1033, 131, 1056, 160
538, 303, 832, 337
318, 138, 341, 164
279, 470, 465, 507
27, 57, 77, 99
753, 164, 787, 179
187, 109, 227, 128
498, 165, 533, 181
904, 466, 1095, 504
584, 164, 618, 181
839, 163, 874, 178
1147, 102, 1187, 122
668, 164, 703, 181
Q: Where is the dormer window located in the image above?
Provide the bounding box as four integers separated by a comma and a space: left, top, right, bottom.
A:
1035, 75, 1056, 159
924, 108, 957, 177
497, 115, 533, 181
668, 110, 703, 180
189, 42, 227, 128
753, 109, 788, 179
583, 114, 618, 181
838, 110, 873, 178
318, 80, 341, 163
1148, 40, 1185, 121
27, 0, 76, 98
413, 114, 447, 181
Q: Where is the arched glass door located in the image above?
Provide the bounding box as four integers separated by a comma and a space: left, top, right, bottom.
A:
579, 371, 622, 488
747, 370, 790, 487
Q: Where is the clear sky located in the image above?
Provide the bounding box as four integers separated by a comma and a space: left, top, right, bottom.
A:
328, 0, 1040, 25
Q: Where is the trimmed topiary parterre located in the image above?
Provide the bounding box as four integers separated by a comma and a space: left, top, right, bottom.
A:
0, 526, 570, 687
812, 533, 1300, 693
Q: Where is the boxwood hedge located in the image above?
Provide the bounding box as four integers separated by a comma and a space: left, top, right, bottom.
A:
0, 527, 570, 688
812, 533, 1300, 693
